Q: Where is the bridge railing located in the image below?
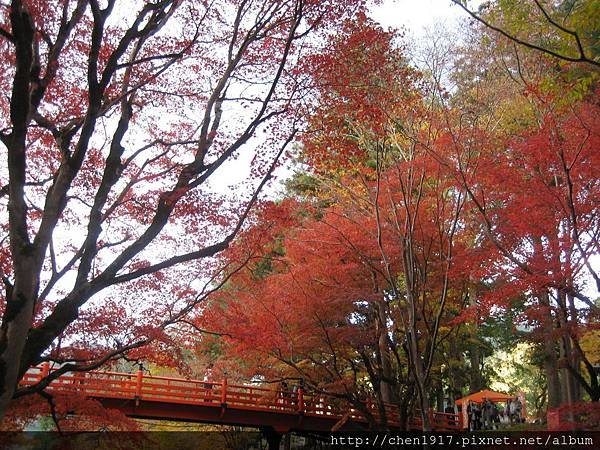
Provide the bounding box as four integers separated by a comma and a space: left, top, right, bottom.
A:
22, 365, 140, 399
20, 364, 460, 430
410, 409, 463, 431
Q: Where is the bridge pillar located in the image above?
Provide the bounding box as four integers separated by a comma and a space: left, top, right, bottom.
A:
135, 363, 143, 406
221, 377, 227, 404
262, 427, 282, 450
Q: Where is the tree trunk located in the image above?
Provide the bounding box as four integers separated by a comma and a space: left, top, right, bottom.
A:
435, 369, 444, 412
407, 328, 431, 430
539, 291, 561, 409
565, 292, 583, 402
0, 274, 38, 421
398, 384, 414, 431
448, 336, 464, 406
376, 300, 393, 403
0, 1, 43, 419
466, 286, 485, 393
468, 346, 485, 392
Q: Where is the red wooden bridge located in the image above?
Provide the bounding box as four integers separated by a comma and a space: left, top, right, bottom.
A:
21, 364, 461, 436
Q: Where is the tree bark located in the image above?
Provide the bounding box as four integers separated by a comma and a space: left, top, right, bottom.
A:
467, 288, 485, 393
539, 291, 561, 409
376, 299, 393, 403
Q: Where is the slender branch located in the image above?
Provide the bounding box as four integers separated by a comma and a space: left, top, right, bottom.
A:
450, 0, 600, 68
15, 339, 150, 397
178, 320, 233, 338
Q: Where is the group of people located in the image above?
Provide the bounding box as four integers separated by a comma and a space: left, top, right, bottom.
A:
279, 380, 304, 407
466, 397, 522, 430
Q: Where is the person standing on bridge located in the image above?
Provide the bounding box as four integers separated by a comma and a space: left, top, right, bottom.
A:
291, 382, 300, 408
202, 364, 213, 402
279, 381, 289, 409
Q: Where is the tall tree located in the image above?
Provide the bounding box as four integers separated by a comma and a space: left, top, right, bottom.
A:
420, 4, 599, 415
0, 0, 366, 421
197, 16, 479, 432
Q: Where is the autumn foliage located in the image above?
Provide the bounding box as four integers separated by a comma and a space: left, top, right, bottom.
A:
0, 0, 369, 427
195, 8, 599, 432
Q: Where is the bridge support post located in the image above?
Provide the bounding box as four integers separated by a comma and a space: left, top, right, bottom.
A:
221, 377, 227, 405
135, 363, 143, 406
262, 427, 282, 450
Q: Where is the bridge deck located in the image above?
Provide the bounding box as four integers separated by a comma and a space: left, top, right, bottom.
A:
20, 364, 461, 433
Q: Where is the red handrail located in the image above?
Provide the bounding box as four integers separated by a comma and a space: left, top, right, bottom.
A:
20, 366, 462, 431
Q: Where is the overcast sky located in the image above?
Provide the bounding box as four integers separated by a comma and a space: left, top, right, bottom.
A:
370, 0, 466, 36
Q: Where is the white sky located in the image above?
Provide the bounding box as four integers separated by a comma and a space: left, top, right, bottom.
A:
370, 0, 466, 36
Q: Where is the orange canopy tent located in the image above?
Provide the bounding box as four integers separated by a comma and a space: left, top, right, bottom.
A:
455, 390, 521, 429
455, 389, 514, 406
